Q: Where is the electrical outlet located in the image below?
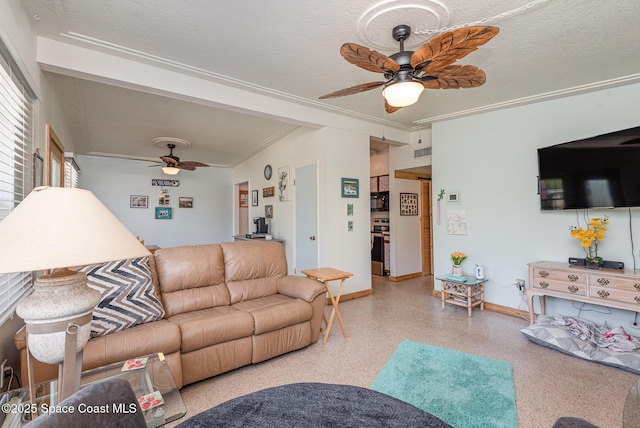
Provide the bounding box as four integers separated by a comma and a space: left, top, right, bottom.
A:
514, 279, 525, 291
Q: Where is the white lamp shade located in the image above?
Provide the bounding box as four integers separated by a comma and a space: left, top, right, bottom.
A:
382, 81, 425, 107
162, 166, 180, 175
0, 186, 150, 273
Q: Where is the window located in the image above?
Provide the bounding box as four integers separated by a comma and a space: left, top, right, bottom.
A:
64, 155, 80, 188
0, 39, 36, 323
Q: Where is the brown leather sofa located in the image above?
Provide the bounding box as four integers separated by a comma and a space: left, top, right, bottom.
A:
14, 241, 327, 388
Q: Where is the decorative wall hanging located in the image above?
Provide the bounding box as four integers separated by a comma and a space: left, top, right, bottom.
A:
347, 221, 354, 232
130, 195, 148, 208
265, 205, 273, 219
278, 165, 289, 201
239, 190, 248, 207
252, 190, 259, 206
341, 178, 359, 198
179, 197, 193, 208
158, 193, 170, 207
447, 210, 467, 235
347, 203, 354, 216
155, 207, 172, 219
263, 187, 275, 197
264, 164, 272, 180
152, 179, 180, 187
400, 193, 418, 215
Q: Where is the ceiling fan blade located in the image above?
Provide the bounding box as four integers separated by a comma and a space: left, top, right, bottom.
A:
319, 81, 385, 99
340, 43, 400, 74
410, 26, 499, 72
160, 156, 179, 165
177, 164, 196, 171
421, 65, 487, 89
179, 161, 209, 167
384, 99, 402, 114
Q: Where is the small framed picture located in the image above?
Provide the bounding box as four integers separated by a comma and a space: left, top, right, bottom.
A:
265, 204, 273, 219
130, 195, 148, 208
158, 193, 170, 206
448, 192, 460, 202
341, 178, 359, 198
155, 207, 172, 219
179, 197, 193, 208
400, 193, 418, 216
252, 190, 259, 206
347, 221, 354, 232
347, 203, 353, 216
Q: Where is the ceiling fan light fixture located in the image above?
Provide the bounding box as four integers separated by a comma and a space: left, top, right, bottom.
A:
382, 80, 424, 107
162, 166, 180, 175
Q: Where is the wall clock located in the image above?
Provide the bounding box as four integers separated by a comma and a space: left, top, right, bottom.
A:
264, 164, 272, 180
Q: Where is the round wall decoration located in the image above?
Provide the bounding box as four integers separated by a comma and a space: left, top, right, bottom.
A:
264, 164, 272, 180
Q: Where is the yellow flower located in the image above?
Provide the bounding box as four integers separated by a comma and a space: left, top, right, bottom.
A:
451, 252, 466, 265
570, 216, 608, 260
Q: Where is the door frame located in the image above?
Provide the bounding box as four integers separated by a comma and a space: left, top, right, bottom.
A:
293, 161, 319, 274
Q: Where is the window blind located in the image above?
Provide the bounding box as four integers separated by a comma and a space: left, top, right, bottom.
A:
64, 155, 80, 188
0, 39, 35, 324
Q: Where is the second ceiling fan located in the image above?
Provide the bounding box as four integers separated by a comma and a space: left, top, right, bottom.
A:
319, 25, 499, 113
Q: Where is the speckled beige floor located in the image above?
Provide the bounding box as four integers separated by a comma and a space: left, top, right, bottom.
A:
171, 275, 638, 427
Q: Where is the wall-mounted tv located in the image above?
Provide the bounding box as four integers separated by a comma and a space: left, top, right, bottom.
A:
538, 126, 640, 210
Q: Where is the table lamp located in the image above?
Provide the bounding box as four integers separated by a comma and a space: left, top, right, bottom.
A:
0, 186, 150, 402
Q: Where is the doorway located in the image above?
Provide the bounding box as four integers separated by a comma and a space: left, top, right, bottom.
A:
235, 181, 249, 237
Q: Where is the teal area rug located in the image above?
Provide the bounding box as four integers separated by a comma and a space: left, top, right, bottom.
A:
371, 340, 518, 428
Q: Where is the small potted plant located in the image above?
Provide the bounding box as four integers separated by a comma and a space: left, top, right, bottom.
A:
570, 216, 608, 269
451, 251, 466, 275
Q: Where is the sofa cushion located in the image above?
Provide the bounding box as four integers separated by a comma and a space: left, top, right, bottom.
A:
78, 257, 165, 337
155, 244, 230, 316
233, 294, 313, 335
82, 318, 181, 371
168, 306, 255, 353
220, 241, 287, 304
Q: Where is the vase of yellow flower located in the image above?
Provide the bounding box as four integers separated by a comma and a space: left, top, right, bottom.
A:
570, 216, 608, 269
451, 251, 466, 275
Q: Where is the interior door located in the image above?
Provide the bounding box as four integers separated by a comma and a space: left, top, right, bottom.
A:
295, 163, 318, 273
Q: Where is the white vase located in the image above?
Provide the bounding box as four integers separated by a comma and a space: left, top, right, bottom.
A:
452, 265, 463, 275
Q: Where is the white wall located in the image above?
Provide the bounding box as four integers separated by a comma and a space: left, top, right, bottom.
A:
432, 82, 640, 328
78, 156, 233, 247
233, 126, 372, 295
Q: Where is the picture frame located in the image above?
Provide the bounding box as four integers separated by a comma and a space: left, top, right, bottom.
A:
252, 189, 259, 206
347, 203, 353, 216
130, 195, 148, 208
341, 178, 359, 198
265, 204, 273, 219
239, 190, 248, 208
400, 192, 419, 216
263, 186, 275, 197
179, 197, 193, 208
158, 193, 170, 206
33, 149, 43, 188
155, 207, 172, 219
278, 165, 289, 201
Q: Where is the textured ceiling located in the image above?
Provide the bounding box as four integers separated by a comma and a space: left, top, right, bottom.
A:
21, 0, 640, 166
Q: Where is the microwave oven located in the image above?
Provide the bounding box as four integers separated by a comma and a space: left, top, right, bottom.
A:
371, 192, 389, 211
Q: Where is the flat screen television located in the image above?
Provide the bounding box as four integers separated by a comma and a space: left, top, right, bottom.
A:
538, 126, 640, 210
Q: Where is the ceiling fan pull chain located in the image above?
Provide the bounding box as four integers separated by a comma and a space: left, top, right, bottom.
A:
414, 0, 553, 36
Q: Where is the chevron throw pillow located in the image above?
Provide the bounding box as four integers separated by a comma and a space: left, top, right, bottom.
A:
78, 257, 165, 337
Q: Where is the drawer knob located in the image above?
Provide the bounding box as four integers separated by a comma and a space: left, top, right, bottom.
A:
597, 278, 610, 286
567, 274, 579, 282
635, 284, 640, 292
539, 270, 549, 278
635, 296, 640, 304
539, 281, 549, 288
597, 290, 610, 298
567, 285, 579, 293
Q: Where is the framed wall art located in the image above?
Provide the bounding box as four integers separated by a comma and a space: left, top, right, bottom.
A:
239, 190, 248, 207
130, 195, 148, 208
179, 197, 193, 208
341, 178, 359, 198
252, 190, 259, 206
155, 207, 172, 219
278, 165, 289, 201
265, 204, 273, 219
400, 193, 418, 216
263, 187, 275, 198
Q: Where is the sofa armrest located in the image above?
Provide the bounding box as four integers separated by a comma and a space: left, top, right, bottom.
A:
277, 276, 326, 303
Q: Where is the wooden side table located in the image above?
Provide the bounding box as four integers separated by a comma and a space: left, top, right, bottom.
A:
301, 267, 353, 343
436, 274, 487, 317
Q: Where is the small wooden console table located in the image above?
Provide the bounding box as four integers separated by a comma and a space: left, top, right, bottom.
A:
301, 267, 352, 343
437, 274, 487, 317
527, 261, 640, 325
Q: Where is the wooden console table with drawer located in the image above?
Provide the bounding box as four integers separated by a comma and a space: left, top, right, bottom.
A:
526, 261, 640, 325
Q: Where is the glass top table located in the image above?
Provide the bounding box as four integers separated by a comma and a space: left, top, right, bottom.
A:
0, 352, 185, 427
